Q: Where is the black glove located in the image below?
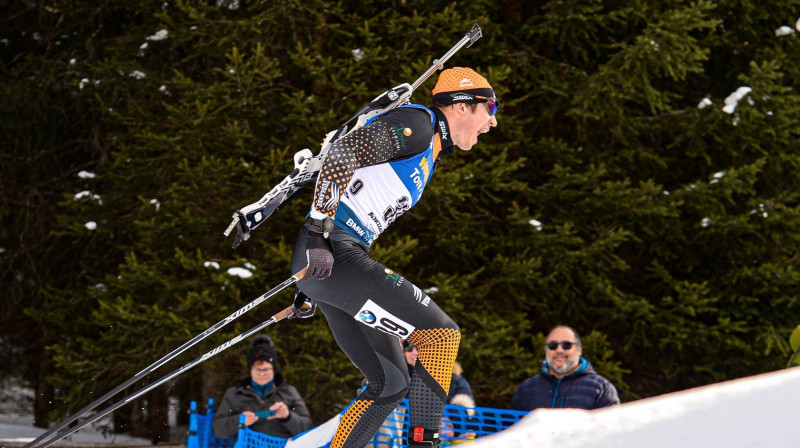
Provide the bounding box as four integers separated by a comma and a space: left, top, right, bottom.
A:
288, 290, 317, 319
306, 218, 334, 279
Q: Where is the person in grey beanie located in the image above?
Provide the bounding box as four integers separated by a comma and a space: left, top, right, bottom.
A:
213, 335, 312, 439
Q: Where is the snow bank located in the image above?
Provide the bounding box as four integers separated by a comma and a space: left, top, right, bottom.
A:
474, 367, 800, 448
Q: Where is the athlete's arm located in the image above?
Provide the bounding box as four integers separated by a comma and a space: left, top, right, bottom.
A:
309, 107, 433, 219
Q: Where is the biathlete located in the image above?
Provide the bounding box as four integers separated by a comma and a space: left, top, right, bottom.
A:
289, 67, 499, 448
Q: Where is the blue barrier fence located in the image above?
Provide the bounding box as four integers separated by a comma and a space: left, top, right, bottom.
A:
187, 398, 236, 448
187, 398, 528, 448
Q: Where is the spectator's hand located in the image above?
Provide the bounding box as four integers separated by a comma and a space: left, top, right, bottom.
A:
241, 411, 258, 426
306, 220, 333, 279
288, 291, 317, 319
269, 401, 291, 420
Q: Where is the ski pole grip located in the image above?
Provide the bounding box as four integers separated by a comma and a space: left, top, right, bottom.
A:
274, 304, 301, 322
293, 266, 308, 281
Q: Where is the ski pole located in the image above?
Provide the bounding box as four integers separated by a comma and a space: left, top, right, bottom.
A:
24, 267, 307, 448
410, 23, 483, 91
26, 304, 301, 448
342, 23, 484, 127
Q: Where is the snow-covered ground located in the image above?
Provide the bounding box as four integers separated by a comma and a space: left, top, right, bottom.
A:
0, 414, 151, 445
472, 367, 800, 448
0, 379, 150, 445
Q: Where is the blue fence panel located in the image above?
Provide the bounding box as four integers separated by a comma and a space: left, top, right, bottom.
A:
233, 414, 288, 448
364, 400, 529, 447
190, 398, 236, 448
188, 401, 201, 448
189, 397, 527, 448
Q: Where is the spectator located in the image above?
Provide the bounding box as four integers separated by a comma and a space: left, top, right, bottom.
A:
788, 324, 800, 368
510, 326, 620, 411
403, 339, 418, 380
447, 361, 474, 405
445, 393, 478, 443
213, 335, 312, 439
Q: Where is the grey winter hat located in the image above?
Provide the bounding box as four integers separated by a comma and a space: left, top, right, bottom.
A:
247, 334, 278, 370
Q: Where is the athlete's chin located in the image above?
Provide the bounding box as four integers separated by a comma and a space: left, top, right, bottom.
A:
472, 134, 483, 146
457, 138, 479, 151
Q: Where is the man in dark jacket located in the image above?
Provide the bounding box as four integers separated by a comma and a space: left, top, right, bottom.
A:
213, 335, 312, 439
510, 326, 620, 411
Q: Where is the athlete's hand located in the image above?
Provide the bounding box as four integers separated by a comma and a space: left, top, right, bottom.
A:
288, 291, 317, 319
306, 222, 333, 279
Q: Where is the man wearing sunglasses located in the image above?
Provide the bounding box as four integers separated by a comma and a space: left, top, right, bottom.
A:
289, 67, 498, 448
510, 326, 620, 411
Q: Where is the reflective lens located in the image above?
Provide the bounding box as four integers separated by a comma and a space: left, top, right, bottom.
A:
484, 98, 500, 116
474, 94, 500, 116
546, 341, 577, 351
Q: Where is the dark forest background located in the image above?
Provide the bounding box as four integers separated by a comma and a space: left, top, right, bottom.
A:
3, 0, 800, 443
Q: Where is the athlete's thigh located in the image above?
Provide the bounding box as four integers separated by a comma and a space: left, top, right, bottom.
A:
292, 225, 456, 336
318, 302, 409, 394
320, 261, 453, 337
348, 262, 456, 339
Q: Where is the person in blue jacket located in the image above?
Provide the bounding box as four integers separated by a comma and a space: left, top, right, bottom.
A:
510, 326, 620, 411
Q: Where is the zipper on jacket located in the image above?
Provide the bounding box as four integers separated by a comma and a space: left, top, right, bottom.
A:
551, 378, 562, 408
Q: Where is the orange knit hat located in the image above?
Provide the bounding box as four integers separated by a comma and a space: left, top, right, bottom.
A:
432, 67, 495, 105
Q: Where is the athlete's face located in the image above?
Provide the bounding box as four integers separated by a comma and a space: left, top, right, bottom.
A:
451, 102, 498, 151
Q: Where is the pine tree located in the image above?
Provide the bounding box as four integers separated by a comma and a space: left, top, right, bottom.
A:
4, 0, 800, 437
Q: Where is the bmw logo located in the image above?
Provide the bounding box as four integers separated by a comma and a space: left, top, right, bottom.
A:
358, 310, 376, 324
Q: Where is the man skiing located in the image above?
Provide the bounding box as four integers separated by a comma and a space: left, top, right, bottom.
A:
288, 67, 499, 448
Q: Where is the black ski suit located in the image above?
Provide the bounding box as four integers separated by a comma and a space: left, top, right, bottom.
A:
291, 104, 460, 448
